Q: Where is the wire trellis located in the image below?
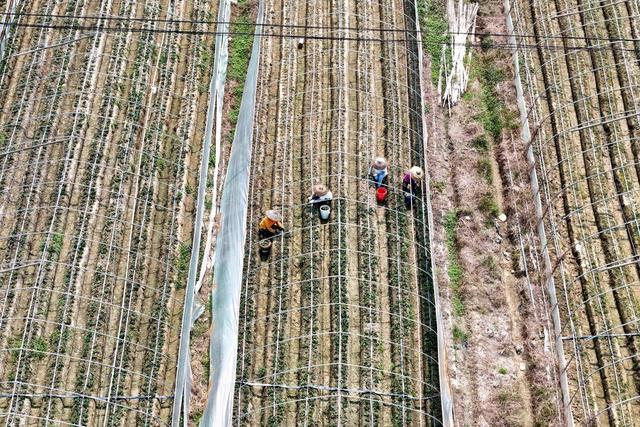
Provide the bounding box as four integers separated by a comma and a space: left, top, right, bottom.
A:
0, 0, 216, 425
234, 0, 443, 425
508, 0, 640, 423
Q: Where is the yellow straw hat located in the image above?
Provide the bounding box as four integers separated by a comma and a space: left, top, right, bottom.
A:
410, 166, 424, 181
313, 184, 329, 197
265, 210, 282, 222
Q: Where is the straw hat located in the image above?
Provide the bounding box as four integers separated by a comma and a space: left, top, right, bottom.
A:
313, 184, 329, 197
373, 157, 387, 170
265, 210, 282, 222
410, 166, 424, 181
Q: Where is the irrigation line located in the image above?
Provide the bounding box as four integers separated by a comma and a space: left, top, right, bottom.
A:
4, 10, 640, 45
3, 19, 640, 52
240, 380, 435, 401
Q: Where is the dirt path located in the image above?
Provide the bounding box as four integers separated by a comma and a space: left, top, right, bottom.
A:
421, 0, 560, 425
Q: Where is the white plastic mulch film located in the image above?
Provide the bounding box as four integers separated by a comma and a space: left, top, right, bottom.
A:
201, 0, 265, 425
0, 0, 20, 59
171, 0, 232, 425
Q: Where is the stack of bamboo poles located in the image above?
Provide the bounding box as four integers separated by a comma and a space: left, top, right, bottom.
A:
438, 0, 478, 109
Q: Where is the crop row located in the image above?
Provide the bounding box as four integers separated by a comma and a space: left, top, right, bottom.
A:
234, 0, 439, 425
512, 0, 640, 423
0, 0, 216, 424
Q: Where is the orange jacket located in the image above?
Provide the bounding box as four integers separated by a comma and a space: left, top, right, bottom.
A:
259, 217, 283, 233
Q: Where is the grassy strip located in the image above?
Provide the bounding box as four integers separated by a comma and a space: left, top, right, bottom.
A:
417, 0, 450, 83
227, 0, 254, 128
472, 48, 519, 225
477, 60, 506, 141
444, 211, 463, 316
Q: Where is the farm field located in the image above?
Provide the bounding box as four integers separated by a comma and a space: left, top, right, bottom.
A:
233, 0, 442, 424
0, 0, 216, 424
1, 0, 640, 425
510, 0, 640, 423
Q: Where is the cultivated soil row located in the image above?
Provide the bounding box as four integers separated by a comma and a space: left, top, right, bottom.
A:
0, 0, 215, 424
234, 0, 440, 425
512, 0, 640, 423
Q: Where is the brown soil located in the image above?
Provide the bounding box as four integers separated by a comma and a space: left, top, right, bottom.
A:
0, 0, 216, 424
234, 0, 440, 424
511, 0, 640, 423
424, 1, 561, 426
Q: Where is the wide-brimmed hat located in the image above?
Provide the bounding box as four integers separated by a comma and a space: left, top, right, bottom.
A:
373, 157, 387, 170
265, 210, 282, 222
313, 184, 329, 196
410, 166, 424, 180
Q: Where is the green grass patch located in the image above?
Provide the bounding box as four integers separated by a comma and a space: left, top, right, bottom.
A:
498, 367, 508, 375
174, 242, 191, 289
32, 336, 48, 360
452, 325, 469, 345
471, 135, 489, 151
417, 0, 451, 83
227, 8, 255, 129
479, 192, 500, 221
476, 158, 493, 185
444, 211, 464, 316
477, 62, 506, 141
46, 233, 64, 257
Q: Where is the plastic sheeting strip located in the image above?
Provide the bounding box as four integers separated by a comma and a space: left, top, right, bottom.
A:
0, 0, 20, 60
201, 0, 265, 424
411, 2, 454, 425
196, 0, 232, 297
171, 0, 233, 425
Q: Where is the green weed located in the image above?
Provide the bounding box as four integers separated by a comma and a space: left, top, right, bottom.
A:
471, 135, 490, 151
479, 193, 500, 220
32, 336, 48, 360
452, 325, 469, 345
444, 211, 464, 315
417, 0, 450, 83
477, 158, 493, 185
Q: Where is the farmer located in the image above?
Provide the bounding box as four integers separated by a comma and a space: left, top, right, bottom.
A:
308, 183, 333, 207
402, 166, 424, 208
369, 157, 389, 188
259, 210, 285, 240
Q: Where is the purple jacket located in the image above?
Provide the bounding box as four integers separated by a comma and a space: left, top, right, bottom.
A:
403, 173, 418, 193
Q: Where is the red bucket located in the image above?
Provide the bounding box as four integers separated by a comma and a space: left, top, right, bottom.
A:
376, 187, 388, 203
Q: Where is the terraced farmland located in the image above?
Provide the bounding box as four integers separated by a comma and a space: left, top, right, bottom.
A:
509, 0, 640, 423
233, 0, 443, 424
0, 0, 216, 424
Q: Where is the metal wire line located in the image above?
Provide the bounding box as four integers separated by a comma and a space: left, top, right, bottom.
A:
2, 10, 640, 45
2, 20, 640, 52
510, 0, 640, 420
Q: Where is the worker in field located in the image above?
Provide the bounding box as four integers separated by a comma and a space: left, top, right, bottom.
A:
308, 183, 333, 206
402, 166, 424, 208
259, 210, 285, 240
369, 157, 388, 188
